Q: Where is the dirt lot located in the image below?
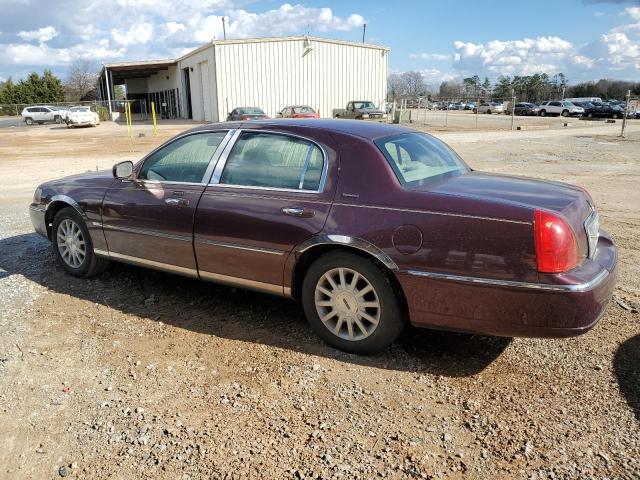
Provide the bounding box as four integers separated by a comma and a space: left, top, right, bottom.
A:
0, 120, 638, 479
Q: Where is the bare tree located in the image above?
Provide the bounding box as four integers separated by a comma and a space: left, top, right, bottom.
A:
401, 71, 426, 99
387, 73, 407, 102
64, 60, 99, 101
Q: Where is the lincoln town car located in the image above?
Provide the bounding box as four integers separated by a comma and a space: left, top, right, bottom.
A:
29, 119, 617, 354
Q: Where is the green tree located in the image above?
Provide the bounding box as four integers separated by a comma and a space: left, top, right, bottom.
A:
493, 75, 512, 99
0, 70, 64, 105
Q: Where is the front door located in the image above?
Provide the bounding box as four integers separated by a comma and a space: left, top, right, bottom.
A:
194, 129, 337, 293
101, 130, 232, 274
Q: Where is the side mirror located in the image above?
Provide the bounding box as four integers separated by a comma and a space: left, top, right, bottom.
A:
113, 161, 133, 179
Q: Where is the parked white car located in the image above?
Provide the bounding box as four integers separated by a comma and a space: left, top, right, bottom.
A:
66, 106, 100, 128
473, 102, 505, 114
21, 105, 68, 125
538, 101, 584, 117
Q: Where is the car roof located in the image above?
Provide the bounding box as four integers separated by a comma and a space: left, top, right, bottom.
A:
190, 118, 412, 140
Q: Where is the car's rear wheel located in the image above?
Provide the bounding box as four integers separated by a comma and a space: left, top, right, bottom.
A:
612, 113, 619, 119
52, 207, 109, 278
588, 113, 594, 118
540, 110, 546, 117
54, 115, 61, 124
486, 109, 492, 114
25, 117, 33, 125
302, 251, 405, 354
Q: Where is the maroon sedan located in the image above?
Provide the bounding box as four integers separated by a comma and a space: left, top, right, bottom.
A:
29, 119, 616, 354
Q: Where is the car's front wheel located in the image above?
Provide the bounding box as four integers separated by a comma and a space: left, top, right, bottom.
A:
302, 251, 405, 354
52, 207, 109, 278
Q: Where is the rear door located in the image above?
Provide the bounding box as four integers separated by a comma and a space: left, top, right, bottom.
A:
194, 128, 337, 292
101, 130, 233, 273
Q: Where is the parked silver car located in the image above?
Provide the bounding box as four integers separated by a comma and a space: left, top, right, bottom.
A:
21, 106, 68, 125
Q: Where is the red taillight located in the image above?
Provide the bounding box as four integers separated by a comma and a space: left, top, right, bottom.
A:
534, 210, 580, 273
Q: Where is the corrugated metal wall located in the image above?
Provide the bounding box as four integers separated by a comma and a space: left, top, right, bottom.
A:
212, 38, 388, 121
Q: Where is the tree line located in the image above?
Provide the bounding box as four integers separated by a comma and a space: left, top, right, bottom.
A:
0, 61, 106, 108
388, 71, 640, 103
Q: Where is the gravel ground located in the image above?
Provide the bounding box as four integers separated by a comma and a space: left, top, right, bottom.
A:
0, 121, 638, 479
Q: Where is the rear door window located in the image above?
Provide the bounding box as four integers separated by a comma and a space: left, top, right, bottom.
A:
220, 132, 324, 191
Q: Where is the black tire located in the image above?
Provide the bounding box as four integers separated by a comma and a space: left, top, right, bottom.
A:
540, 110, 546, 117
588, 113, 594, 118
52, 207, 109, 278
25, 117, 34, 126
472, 109, 477, 114
486, 109, 492, 114
302, 251, 405, 354
612, 113, 619, 119
54, 115, 61, 124
561, 110, 569, 117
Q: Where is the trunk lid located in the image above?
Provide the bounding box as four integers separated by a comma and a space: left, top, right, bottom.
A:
427, 171, 596, 258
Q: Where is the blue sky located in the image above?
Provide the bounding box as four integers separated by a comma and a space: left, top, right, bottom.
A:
0, 0, 639, 85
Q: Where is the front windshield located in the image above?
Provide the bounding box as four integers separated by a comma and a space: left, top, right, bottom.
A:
353, 102, 375, 109
375, 132, 469, 187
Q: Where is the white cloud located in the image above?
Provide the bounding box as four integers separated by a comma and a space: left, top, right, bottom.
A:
111, 23, 153, 46
17, 26, 58, 42
409, 53, 451, 61
0, 1, 367, 79
451, 36, 575, 77
623, 6, 640, 20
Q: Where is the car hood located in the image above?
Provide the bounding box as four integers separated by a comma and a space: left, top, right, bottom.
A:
44, 169, 115, 189
428, 171, 591, 218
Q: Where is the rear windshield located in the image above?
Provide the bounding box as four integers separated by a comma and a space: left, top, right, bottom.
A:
293, 106, 315, 113
240, 108, 265, 115
375, 132, 469, 187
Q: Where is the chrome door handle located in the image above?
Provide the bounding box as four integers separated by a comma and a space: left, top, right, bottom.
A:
282, 207, 314, 218
165, 197, 189, 206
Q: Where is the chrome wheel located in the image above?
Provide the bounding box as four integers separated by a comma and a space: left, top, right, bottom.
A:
56, 219, 86, 268
314, 267, 381, 341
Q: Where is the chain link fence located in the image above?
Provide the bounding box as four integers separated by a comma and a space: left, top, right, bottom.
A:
0, 99, 158, 128
389, 96, 640, 131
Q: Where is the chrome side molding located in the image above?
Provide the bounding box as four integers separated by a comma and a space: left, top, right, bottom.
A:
199, 270, 288, 296
107, 251, 199, 278
407, 268, 610, 293
194, 238, 286, 255
295, 234, 399, 271
94, 249, 290, 297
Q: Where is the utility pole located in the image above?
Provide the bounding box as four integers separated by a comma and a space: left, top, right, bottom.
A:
620, 89, 631, 138
362, 23, 366, 43
510, 88, 515, 131
222, 17, 227, 40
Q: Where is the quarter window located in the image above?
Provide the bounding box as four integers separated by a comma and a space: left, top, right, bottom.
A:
375, 132, 469, 187
139, 131, 227, 183
220, 132, 324, 191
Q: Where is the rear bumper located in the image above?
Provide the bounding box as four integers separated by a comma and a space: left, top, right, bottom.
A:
399, 232, 617, 338
29, 203, 48, 238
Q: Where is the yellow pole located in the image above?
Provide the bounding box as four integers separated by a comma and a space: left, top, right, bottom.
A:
151, 101, 158, 136
125, 101, 132, 139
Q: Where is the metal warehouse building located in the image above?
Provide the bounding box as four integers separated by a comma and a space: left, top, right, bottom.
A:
99, 36, 389, 122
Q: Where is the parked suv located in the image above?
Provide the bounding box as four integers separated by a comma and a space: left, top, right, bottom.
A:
538, 101, 584, 117
473, 102, 504, 114
21, 106, 68, 125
